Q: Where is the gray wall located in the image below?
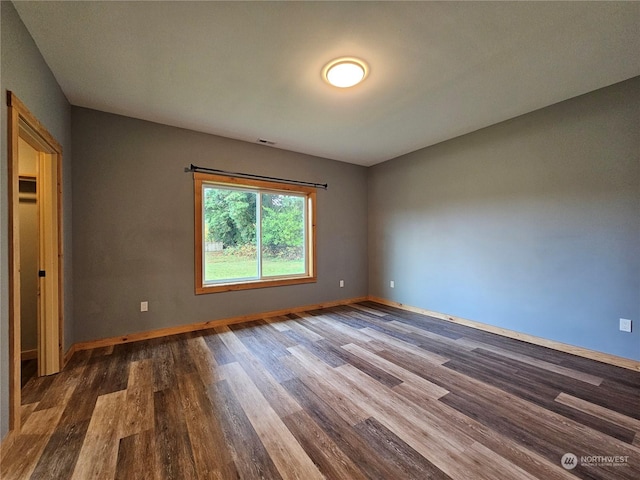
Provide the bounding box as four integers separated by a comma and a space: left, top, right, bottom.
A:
1, 1, 73, 438
369, 77, 640, 361
71, 107, 368, 343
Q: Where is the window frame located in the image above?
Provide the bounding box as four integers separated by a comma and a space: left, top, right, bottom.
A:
194, 172, 317, 294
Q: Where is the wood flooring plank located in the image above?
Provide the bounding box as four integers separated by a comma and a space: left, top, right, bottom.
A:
328, 363, 525, 480
20, 374, 56, 406
267, 315, 327, 345
377, 308, 465, 340
594, 379, 640, 419
151, 340, 178, 393
71, 389, 127, 480
353, 416, 453, 480
331, 345, 404, 389
237, 318, 281, 345
57, 354, 108, 427
185, 335, 224, 385
0, 434, 50, 479
213, 324, 250, 355
444, 350, 638, 442
555, 392, 640, 437
443, 354, 563, 403
440, 390, 640, 480
280, 377, 418, 480
264, 315, 293, 331
29, 419, 91, 480
121, 359, 154, 438
282, 410, 369, 480
304, 348, 481, 480
325, 307, 383, 330
342, 342, 449, 399
4, 302, 639, 480
237, 333, 297, 383
20, 405, 64, 436
234, 351, 303, 418
202, 329, 237, 366
153, 387, 198, 480
300, 314, 381, 348
349, 302, 390, 317
292, 345, 478, 475
336, 305, 396, 326
115, 429, 159, 480
299, 338, 349, 368
20, 402, 38, 427
245, 319, 298, 353
290, 310, 322, 324
96, 345, 130, 396
63, 348, 93, 370
178, 372, 237, 479
388, 388, 578, 480
455, 337, 604, 386
389, 319, 475, 352
168, 334, 199, 377
206, 379, 283, 480
33, 364, 82, 412
556, 356, 640, 389
373, 347, 640, 479
360, 326, 450, 365
284, 345, 372, 425
281, 316, 325, 341
220, 362, 325, 480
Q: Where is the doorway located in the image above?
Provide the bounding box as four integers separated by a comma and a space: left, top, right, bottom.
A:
8, 92, 64, 433
18, 147, 39, 386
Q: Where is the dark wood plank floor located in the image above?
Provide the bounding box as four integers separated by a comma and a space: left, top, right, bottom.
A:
20, 359, 37, 388
2, 301, 638, 479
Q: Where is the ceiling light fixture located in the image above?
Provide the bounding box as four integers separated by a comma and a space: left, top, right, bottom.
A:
323, 58, 368, 88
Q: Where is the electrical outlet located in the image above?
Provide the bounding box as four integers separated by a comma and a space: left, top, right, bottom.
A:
339, 280, 344, 288
141, 301, 148, 312
390, 280, 395, 288
619, 318, 632, 333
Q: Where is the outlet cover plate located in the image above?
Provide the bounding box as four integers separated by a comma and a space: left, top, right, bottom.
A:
619, 318, 632, 333
141, 301, 149, 312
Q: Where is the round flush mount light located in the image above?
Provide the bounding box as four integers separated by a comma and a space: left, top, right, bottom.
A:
323, 58, 368, 88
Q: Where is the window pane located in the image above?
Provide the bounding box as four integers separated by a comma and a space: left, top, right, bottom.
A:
203, 186, 258, 282
261, 193, 306, 277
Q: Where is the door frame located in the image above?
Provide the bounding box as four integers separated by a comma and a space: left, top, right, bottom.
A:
7, 91, 64, 432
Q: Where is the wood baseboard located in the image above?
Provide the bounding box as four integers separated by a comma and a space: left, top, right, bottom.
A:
368, 296, 640, 372
20, 349, 37, 361
69, 297, 368, 354
63, 344, 76, 368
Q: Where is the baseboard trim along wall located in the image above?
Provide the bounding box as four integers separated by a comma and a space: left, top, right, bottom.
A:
65, 297, 369, 359
368, 296, 640, 372
61, 295, 639, 373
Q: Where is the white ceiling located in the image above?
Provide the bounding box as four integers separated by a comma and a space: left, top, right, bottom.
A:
14, 1, 640, 167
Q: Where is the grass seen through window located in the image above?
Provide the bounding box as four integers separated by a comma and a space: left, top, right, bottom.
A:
205, 252, 305, 281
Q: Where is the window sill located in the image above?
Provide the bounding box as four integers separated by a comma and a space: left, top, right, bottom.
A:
196, 275, 316, 294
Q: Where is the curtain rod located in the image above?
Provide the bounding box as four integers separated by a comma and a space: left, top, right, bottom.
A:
184, 164, 328, 190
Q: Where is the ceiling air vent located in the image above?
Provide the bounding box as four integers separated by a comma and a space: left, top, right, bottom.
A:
257, 138, 276, 146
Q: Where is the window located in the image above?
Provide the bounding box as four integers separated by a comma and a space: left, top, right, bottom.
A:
194, 173, 316, 293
